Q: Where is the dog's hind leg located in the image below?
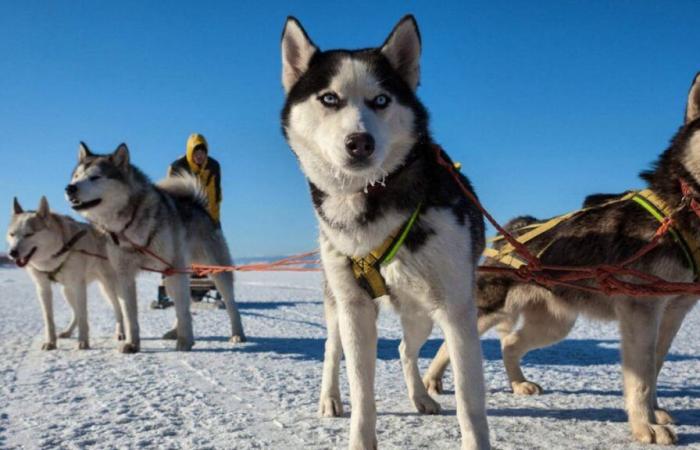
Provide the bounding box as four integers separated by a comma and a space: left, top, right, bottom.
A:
433, 296, 490, 450
652, 296, 697, 425
210, 271, 246, 343
62, 282, 89, 349
619, 300, 676, 445
164, 272, 194, 351
116, 275, 140, 353
319, 285, 344, 417
34, 276, 57, 350
501, 304, 575, 395
424, 311, 512, 395
400, 312, 440, 414
423, 342, 449, 395
99, 279, 125, 341
58, 294, 77, 339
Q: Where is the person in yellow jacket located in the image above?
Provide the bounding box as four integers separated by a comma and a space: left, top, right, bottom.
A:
168, 133, 222, 225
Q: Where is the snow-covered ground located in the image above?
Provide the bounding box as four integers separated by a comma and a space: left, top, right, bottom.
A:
1, 267, 699, 449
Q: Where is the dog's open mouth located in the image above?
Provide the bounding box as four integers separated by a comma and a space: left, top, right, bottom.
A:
71, 198, 102, 211
15, 247, 37, 268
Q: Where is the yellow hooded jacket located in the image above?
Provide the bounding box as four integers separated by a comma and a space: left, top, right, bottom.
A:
168, 133, 222, 222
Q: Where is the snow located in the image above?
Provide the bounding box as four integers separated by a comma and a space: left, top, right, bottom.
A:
1, 267, 699, 449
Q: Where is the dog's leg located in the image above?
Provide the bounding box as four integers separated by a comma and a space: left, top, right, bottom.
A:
211, 271, 246, 343
434, 300, 490, 450
400, 312, 440, 414
116, 275, 140, 353
501, 304, 575, 395
58, 293, 77, 339
319, 285, 344, 417
99, 280, 125, 341
423, 341, 449, 395
619, 301, 676, 445
35, 276, 57, 350
337, 295, 378, 450
424, 312, 509, 395
164, 273, 194, 351
62, 282, 90, 349
652, 296, 697, 425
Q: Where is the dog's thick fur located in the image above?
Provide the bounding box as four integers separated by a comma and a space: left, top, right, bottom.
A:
65, 143, 245, 353
6, 197, 124, 350
424, 73, 700, 445
281, 15, 490, 449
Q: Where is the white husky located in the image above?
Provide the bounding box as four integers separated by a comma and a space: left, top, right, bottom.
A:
281, 15, 490, 449
7, 197, 125, 350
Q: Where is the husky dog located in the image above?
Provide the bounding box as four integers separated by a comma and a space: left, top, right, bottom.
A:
281, 15, 490, 449
424, 73, 700, 445
7, 196, 125, 350
65, 142, 245, 353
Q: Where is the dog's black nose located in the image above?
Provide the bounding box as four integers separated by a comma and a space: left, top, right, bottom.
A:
9, 249, 18, 259
345, 133, 375, 160
65, 184, 77, 196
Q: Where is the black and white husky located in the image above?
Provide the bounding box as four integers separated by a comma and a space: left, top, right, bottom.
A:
7, 196, 124, 350
424, 73, 700, 445
280, 15, 490, 449
65, 143, 245, 353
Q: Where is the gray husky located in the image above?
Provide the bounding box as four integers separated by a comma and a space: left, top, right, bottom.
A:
424, 73, 700, 445
281, 15, 490, 449
7, 196, 124, 350
65, 142, 245, 353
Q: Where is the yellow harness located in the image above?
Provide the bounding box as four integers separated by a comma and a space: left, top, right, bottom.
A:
350, 202, 423, 298
483, 190, 700, 277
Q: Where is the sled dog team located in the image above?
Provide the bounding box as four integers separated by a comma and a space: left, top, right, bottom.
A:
6, 14, 700, 449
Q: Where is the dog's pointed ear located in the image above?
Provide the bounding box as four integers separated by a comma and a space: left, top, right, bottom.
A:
79, 141, 93, 162
13, 197, 23, 215
380, 15, 421, 91
281, 16, 318, 93
37, 196, 50, 219
685, 72, 700, 124
111, 143, 130, 168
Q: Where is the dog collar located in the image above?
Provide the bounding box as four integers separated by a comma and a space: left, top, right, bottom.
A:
350, 201, 422, 298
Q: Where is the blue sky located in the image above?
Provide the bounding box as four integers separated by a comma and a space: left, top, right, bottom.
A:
2, 1, 699, 257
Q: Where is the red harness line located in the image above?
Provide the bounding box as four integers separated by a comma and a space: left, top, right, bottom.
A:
74, 145, 700, 297
432, 144, 700, 297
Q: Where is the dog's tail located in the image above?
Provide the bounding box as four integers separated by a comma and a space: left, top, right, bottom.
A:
157, 172, 209, 211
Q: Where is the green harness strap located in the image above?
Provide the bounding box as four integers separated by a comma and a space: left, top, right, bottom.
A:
350, 202, 423, 298
631, 190, 699, 277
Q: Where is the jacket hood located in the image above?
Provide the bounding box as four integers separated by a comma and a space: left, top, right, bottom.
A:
186, 133, 208, 167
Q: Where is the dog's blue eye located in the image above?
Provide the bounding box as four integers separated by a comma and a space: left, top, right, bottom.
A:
89, 176, 101, 181
319, 92, 340, 107
369, 94, 391, 110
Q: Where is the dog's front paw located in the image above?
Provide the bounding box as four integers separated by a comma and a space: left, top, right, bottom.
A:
77, 340, 90, 350
119, 342, 140, 354
512, 380, 543, 395
41, 342, 57, 351
162, 329, 178, 340
58, 330, 73, 339
655, 408, 676, 425
412, 394, 441, 415
176, 337, 193, 351
229, 334, 246, 344
318, 394, 343, 417
423, 376, 443, 395
632, 423, 677, 445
